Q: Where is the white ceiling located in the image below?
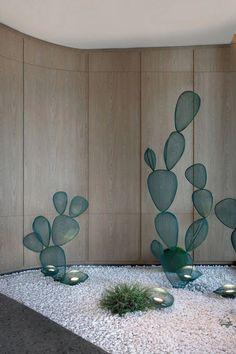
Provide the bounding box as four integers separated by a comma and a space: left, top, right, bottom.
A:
0, 0, 235, 49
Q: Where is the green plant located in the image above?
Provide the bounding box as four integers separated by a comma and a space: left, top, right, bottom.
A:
23, 191, 89, 285
100, 283, 156, 316
144, 91, 213, 288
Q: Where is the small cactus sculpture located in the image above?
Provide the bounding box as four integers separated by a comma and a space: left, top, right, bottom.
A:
23, 191, 89, 285
145, 91, 213, 288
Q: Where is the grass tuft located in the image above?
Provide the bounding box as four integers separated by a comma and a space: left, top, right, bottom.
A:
100, 283, 155, 317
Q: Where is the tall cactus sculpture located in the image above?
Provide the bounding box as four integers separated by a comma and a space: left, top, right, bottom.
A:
215, 198, 236, 252
144, 91, 213, 288
23, 191, 89, 285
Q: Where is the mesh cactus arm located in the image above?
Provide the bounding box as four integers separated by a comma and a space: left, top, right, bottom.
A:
215, 198, 236, 252
144, 148, 156, 171
51, 192, 88, 246
184, 163, 213, 252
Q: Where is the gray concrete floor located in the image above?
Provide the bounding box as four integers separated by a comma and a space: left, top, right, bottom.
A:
0, 293, 108, 354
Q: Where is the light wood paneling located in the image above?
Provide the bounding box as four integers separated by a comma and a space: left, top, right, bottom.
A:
0, 25, 23, 60
0, 52, 23, 272
1, 24, 236, 270
89, 52, 140, 262
24, 214, 88, 267
0, 217, 23, 272
141, 70, 194, 261
194, 71, 236, 262
194, 46, 236, 72
89, 72, 140, 214
89, 214, 139, 262
142, 48, 193, 72
24, 65, 88, 216
89, 52, 140, 72
0, 56, 23, 216
24, 38, 87, 71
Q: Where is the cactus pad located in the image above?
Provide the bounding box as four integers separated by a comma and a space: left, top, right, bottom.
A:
23, 232, 44, 252
192, 189, 213, 218
231, 230, 236, 252
164, 271, 190, 288
175, 91, 201, 132
160, 247, 192, 273
40, 245, 66, 279
40, 245, 66, 267
215, 198, 236, 229
53, 191, 68, 215
185, 218, 208, 252
151, 240, 163, 260
164, 131, 185, 170
144, 148, 157, 171
32, 216, 51, 247
185, 163, 207, 189
52, 215, 80, 246
69, 196, 89, 218
155, 212, 178, 248
147, 170, 177, 211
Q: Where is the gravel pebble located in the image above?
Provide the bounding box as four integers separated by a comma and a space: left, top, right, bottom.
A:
0, 265, 235, 354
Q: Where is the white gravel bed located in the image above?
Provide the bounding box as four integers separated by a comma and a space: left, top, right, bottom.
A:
0, 265, 236, 354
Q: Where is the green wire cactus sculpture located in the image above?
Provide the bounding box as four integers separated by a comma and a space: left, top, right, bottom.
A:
23, 191, 89, 285
144, 91, 214, 288
215, 198, 236, 252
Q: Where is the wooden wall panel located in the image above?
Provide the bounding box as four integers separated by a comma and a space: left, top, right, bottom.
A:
89, 214, 139, 262
194, 46, 236, 72
89, 52, 140, 262
0, 57, 23, 216
0, 31, 23, 272
142, 48, 193, 72
24, 65, 88, 215
24, 38, 87, 71
89, 52, 140, 72
141, 49, 194, 262
89, 72, 140, 214
24, 63, 88, 266
0, 25, 23, 60
0, 217, 23, 272
194, 51, 236, 262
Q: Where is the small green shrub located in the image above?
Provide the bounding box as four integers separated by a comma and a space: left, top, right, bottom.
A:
100, 283, 155, 317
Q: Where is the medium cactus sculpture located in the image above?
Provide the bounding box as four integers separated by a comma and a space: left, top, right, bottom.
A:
145, 91, 213, 288
23, 191, 89, 285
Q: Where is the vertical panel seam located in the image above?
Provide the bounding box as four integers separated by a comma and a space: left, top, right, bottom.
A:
139, 50, 142, 262
87, 53, 90, 262
22, 38, 25, 267
192, 48, 195, 262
